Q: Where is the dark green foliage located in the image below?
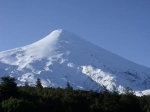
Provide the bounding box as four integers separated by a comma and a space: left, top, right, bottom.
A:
24, 82, 29, 88
1, 76, 150, 112
120, 94, 140, 112
0, 76, 18, 100
36, 78, 43, 89
66, 82, 73, 90
1, 97, 37, 112
124, 87, 134, 95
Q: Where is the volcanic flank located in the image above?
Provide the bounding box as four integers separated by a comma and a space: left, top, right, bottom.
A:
0, 29, 150, 96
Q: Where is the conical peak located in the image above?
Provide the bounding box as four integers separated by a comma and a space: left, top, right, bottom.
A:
51, 29, 88, 44
23, 29, 82, 58
39, 29, 77, 42
48, 29, 72, 35
49, 29, 63, 35
49, 29, 79, 38
28, 29, 85, 48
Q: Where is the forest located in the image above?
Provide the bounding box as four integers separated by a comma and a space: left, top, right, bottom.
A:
0, 76, 150, 112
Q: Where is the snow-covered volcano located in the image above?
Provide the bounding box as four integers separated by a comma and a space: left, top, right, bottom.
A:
0, 29, 150, 96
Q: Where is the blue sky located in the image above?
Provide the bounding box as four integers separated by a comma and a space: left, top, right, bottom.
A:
0, 0, 150, 68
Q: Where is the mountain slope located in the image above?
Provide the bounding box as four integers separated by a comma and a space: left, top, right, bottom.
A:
0, 29, 150, 96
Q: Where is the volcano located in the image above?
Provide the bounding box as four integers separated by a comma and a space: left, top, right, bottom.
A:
0, 29, 150, 96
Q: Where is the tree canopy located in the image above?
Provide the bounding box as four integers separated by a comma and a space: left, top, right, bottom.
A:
0, 75, 149, 112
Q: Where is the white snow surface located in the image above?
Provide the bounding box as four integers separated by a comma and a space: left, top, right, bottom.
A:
0, 29, 150, 96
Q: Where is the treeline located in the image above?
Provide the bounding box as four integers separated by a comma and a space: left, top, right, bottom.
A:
0, 76, 150, 112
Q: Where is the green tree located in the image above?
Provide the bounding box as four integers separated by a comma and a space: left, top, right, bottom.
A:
0, 76, 18, 100
120, 94, 140, 112
1, 97, 37, 112
36, 78, 43, 89
124, 87, 134, 95
24, 82, 29, 87
66, 82, 73, 90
